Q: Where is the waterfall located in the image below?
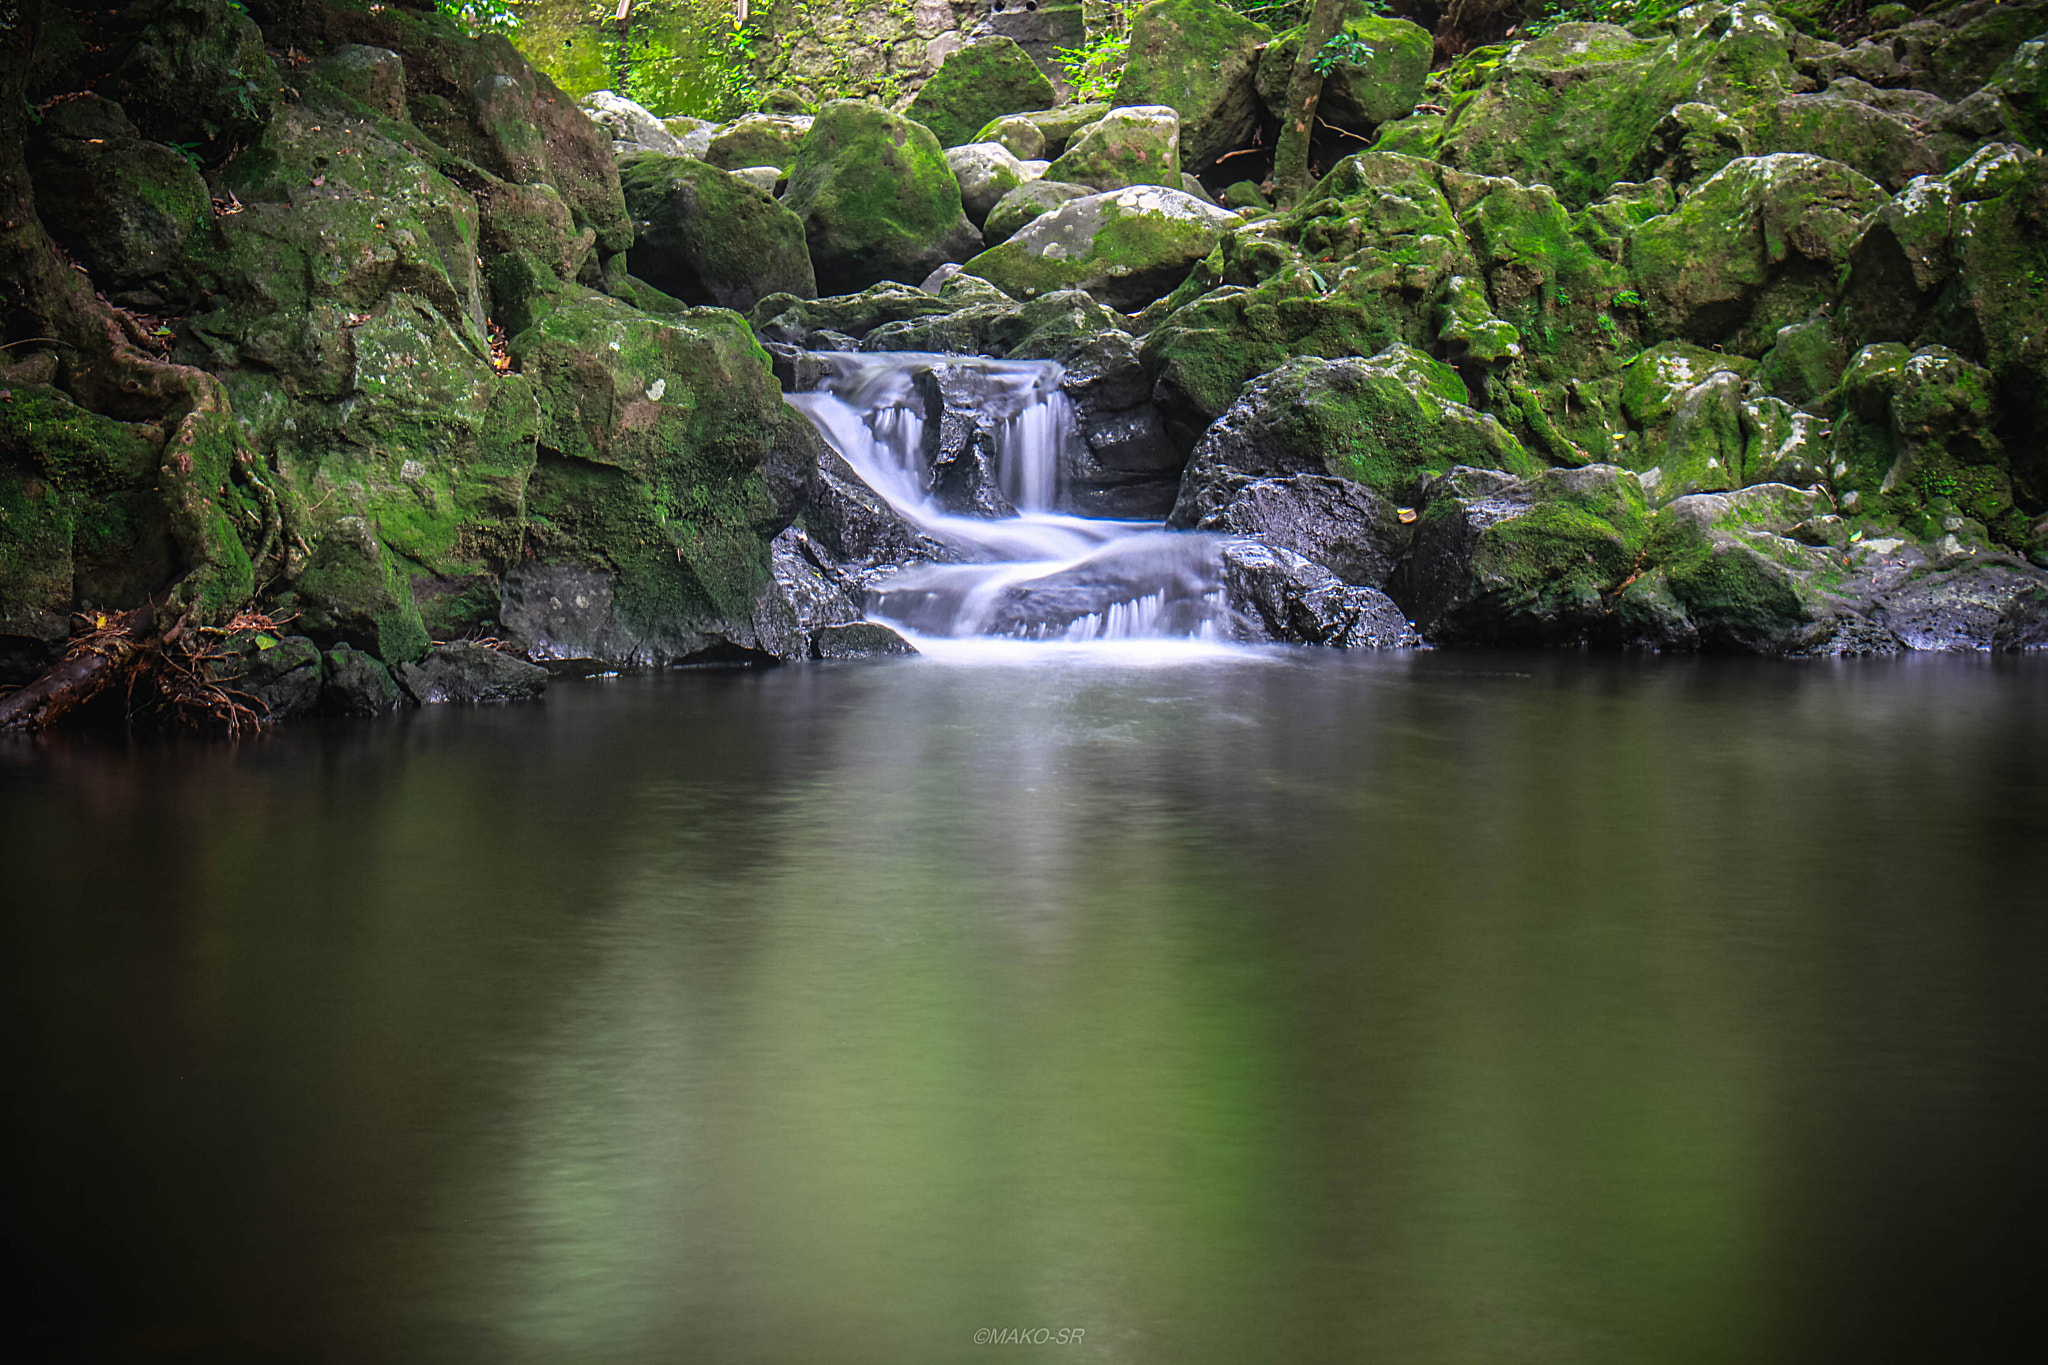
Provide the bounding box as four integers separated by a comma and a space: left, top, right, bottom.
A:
784, 353, 1233, 645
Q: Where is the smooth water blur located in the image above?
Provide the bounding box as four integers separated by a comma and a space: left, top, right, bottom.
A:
4, 650, 2046, 1362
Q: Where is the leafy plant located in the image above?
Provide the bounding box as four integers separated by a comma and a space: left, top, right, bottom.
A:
1057, 2, 1134, 104
1312, 31, 1377, 75
439, 0, 521, 38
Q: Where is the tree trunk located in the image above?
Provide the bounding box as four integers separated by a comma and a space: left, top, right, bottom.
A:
1272, 0, 1347, 206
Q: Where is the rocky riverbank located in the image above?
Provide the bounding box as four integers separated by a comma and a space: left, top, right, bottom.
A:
3, 0, 2045, 726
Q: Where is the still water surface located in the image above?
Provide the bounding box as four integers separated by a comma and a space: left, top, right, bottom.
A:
4, 648, 2045, 1362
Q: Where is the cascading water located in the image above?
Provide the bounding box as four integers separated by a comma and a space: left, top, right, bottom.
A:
785, 352, 1233, 644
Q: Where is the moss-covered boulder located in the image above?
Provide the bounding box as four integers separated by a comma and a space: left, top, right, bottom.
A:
1139, 152, 1482, 450
313, 44, 408, 122
706, 114, 816, 172
983, 180, 1094, 246
963, 184, 1241, 312
1632, 102, 1750, 189
1440, 5, 1808, 210
1619, 483, 1841, 653
1752, 93, 1941, 191
1043, 106, 1183, 192
105, 0, 280, 154
620, 155, 816, 312
1839, 145, 2048, 495
970, 103, 1111, 163
1256, 9, 1433, 135
1167, 347, 1541, 529
903, 37, 1056, 150
946, 143, 1046, 228
783, 100, 981, 295
1112, 0, 1270, 171
1390, 464, 1653, 645
1627, 153, 1889, 356
26, 94, 213, 305
508, 288, 822, 656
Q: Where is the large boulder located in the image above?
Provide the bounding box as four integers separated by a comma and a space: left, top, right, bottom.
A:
582, 89, 684, 157
1440, 6, 1810, 210
1255, 8, 1433, 136
1168, 348, 1542, 529
1627, 154, 1889, 356
1221, 540, 1420, 647
983, 179, 1094, 245
505, 288, 823, 663
26, 94, 213, 307
706, 114, 815, 172
963, 185, 1242, 312
903, 37, 1056, 150
1043, 105, 1183, 191
1111, 0, 1271, 171
946, 143, 1047, 228
103, 0, 280, 154
1751, 92, 1941, 191
1390, 465, 1654, 646
620, 155, 817, 312
394, 642, 548, 703
1197, 476, 1412, 588
783, 100, 982, 295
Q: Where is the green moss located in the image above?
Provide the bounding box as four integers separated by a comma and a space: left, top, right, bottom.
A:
783, 100, 979, 293
902, 37, 1055, 149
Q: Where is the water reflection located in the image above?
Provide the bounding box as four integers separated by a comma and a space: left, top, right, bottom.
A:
3, 652, 2045, 1361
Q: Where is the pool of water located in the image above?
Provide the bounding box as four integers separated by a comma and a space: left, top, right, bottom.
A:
4, 648, 2045, 1362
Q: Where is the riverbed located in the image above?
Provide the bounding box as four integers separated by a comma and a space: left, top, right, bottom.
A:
5, 648, 2045, 1361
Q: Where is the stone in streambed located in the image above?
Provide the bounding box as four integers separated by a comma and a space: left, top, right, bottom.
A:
963, 185, 1241, 312
783, 101, 982, 294
1044, 105, 1183, 191
394, 642, 548, 703
322, 644, 409, 716
1221, 540, 1420, 648
619, 155, 816, 311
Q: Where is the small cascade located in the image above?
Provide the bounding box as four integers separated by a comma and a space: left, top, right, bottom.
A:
784, 352, 1232, 644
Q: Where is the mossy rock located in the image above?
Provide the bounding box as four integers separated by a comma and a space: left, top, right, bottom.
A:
620, 155, 816, 312
903, 37, 1055, 151
1627, 153, 1889, 357
1752, 93, 1940, 191
706, 114, 815, 173
983, 179, 1094, 246
970, 103, 1112, 162
1112, 0, 1270, 170
1256, 9, 1433, 134
1440, 6, 1808, 210
27, 95, 213, 301
1825, 344, 2018, 540
1168, 347, 1542, 528
1043, 106, 1183, 192
783, 100, 982, 295
1391, 464, 1653, 645
509, 287, 819, 629
962, 184, 1242, 313
105, 0, 279, 154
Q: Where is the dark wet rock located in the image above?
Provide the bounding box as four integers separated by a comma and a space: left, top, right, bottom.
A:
1168, 349, 1540, 529
393, 642, 548, 703
811, 622, 919, 659
1221, 541, 1420, 648
619, 155, 816, 311
321, 644, 408, 716
917, 365, 1018, 518
1197, 476, 1411, 588
979, 532, 1225, 639
800, 451, 954, 584
1873, 557, 2048, 650
225, 635, 325, 721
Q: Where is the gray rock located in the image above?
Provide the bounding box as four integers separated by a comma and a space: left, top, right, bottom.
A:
662, 115, 716, 158
982, 179, 1094, 245
811, 622, 919, 659
1874, 558, 2048, 650
946, 142, 1044, 226
582, 89, 684, 156
1198, 476, 1412, 588
729, 165, 783, 194
321, 644, 408, 716
394, 642, 548, 703
228, 634, 324, 720
1221, 541, 1420, 648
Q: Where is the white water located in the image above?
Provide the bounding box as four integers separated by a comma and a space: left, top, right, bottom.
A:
785, 352, 1233, 643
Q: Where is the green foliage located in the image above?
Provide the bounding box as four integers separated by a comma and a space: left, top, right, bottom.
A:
1057, 6, 1133, 104
1312, 31, 1377, 76
440, 0, 522, 38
